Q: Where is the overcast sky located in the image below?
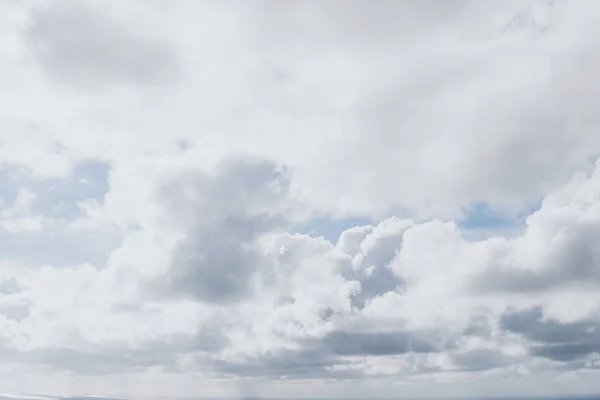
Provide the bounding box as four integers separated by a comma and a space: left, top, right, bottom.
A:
2, 0, 600, 398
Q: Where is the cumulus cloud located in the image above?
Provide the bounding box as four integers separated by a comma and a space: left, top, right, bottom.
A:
160, 157, 291, 304
2, 0, 600, 398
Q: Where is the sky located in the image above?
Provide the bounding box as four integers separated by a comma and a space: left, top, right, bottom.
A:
2, 0, 600, 398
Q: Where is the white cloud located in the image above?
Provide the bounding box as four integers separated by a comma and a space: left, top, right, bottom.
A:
1, 0, 600, 398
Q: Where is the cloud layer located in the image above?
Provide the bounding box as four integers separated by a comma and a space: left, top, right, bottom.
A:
2, 0, 600, 398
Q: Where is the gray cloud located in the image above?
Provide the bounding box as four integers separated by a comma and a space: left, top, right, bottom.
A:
161, 157, 291, 304
322, 329, 453, 356
28, 347, 175, 376
451, 348, 515, 372
462, 314, 494, 338
212, 347, 357, 380
9, 328, 228, 376
212, 326, 469, 380
500, 306, 600, 362
531, 342, 599, 362
26, 1, 179, 88
169, 215, 274, 304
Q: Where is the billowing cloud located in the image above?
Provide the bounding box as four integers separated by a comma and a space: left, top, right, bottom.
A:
2, 0, 600, 399
161, 157, 291, 304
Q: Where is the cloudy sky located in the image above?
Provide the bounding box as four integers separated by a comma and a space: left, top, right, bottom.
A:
2, 0, 600, 398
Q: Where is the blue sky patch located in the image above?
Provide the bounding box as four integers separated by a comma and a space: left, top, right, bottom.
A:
457, 201, 540, 240
0, 159, 111, 220
0, 224, 121, 267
